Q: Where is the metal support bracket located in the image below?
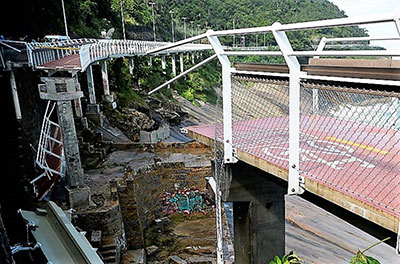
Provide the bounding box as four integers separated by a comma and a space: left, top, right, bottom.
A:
207, 31, 238, 164
272, 23, 304, 195
397, 221, 400, 254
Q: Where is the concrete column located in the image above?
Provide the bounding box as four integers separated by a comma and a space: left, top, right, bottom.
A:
72, 75, 83, 118
171, 55, 176, 76
161, 56, 166, 71
148, 56, 153, 66
225, 161, 285, 264
9, 70, 22, 120
101, 61, 110, 96
86, 65, 96, 104
129, 58, 135, 75
57, 100, 84, 188
179, 53, 184, 73
191, 54, 195, 64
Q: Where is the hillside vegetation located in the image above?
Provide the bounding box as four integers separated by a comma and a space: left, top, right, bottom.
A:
1, 0, 369, 104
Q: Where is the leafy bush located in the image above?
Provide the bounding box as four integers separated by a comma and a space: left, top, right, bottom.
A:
349, 237, 390, 264
269, 251, 302, 264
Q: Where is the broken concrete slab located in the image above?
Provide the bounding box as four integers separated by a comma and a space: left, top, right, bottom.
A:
66, 185, 92, 208
169, 255, 187, 264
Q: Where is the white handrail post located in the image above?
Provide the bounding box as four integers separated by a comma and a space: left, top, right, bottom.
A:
207, 30, 237, 164
171, 55, 177, 76
311, 37, 325, 114
272, 23, 303, 195
207, 30, 237, 264
314, 36, 326, 59
10, 70, 22, 120
179, 53, 184, 73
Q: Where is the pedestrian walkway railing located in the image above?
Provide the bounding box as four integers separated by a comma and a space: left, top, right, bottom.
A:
31, 101, 65, 199
148, 12, 400, 254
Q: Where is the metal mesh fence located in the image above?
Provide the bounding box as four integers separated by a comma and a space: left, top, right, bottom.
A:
299, 84, 400, 217
231, 77, 290, 169
228, 75, 400, 218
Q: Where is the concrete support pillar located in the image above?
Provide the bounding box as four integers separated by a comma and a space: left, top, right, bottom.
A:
191, 54, 195, 64
56, 100, 84, 188
161, 56, 166, 71
10, 70, 22, 120
148, 56, 153, 66
129, 58, 135, 75
171, 55, 176, 76
225, 161, 286, 264
179, 53, 184, 73
101, 61, 110, 96
86, 65, 96, 104
72, 75, 83, 118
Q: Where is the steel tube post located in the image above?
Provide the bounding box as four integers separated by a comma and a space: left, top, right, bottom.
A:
397, 221, 399, 254
86, 65, 96, 104
208, 31, 237, 264
10, 70, 22, 120
61, 0, 68, 37
312, 37, 325, 114
129, 58, 134, 75
161, 56, 166, 70
148, 54, 217, 95
207, 32, 236, 164
179, 53, 184, 73
101, 61, 110, 96
171, 55, 176, 76
272, 24, 303, 195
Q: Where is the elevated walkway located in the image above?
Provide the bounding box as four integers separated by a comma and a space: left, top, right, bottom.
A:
234, 58, 400, 81
187, 113, 400, 233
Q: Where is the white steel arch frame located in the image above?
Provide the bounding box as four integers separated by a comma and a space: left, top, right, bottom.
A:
147, 11, 400, 259
148, 9, 400, 196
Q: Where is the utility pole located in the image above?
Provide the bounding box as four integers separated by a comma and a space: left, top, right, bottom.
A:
190, 20, 194, 37
182, 17, 187, 39
169, 10, 175, 42
149, 1, 156, 41
61, 0, 68, 37
119, 0, 126, 40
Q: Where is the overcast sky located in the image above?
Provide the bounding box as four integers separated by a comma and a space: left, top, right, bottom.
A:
329, 0, 399, 50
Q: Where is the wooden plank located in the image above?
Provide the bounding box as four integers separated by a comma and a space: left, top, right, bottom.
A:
286, 195, 400, 264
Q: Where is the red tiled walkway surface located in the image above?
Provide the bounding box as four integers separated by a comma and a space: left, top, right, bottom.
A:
187, 115, 400, 219
36, 54, 81, 71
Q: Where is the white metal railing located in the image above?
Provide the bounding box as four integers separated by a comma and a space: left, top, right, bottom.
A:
315, 36, 400, 55
147, 9, 400, 195
79, 40, 212, 71
26, 38, 98, 68
24, 38, 212, 70
31, 101, 65, 198
148, 11, 400, 259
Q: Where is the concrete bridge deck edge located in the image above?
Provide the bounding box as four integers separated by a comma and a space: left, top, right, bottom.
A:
188, 130, 400, 235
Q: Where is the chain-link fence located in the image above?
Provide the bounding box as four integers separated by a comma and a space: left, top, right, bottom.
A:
299, 83, 400, 217
225, 75, 400, 218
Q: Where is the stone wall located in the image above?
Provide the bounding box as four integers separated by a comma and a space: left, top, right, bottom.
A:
75, 201, 126, 263
118, 161, 211, 249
